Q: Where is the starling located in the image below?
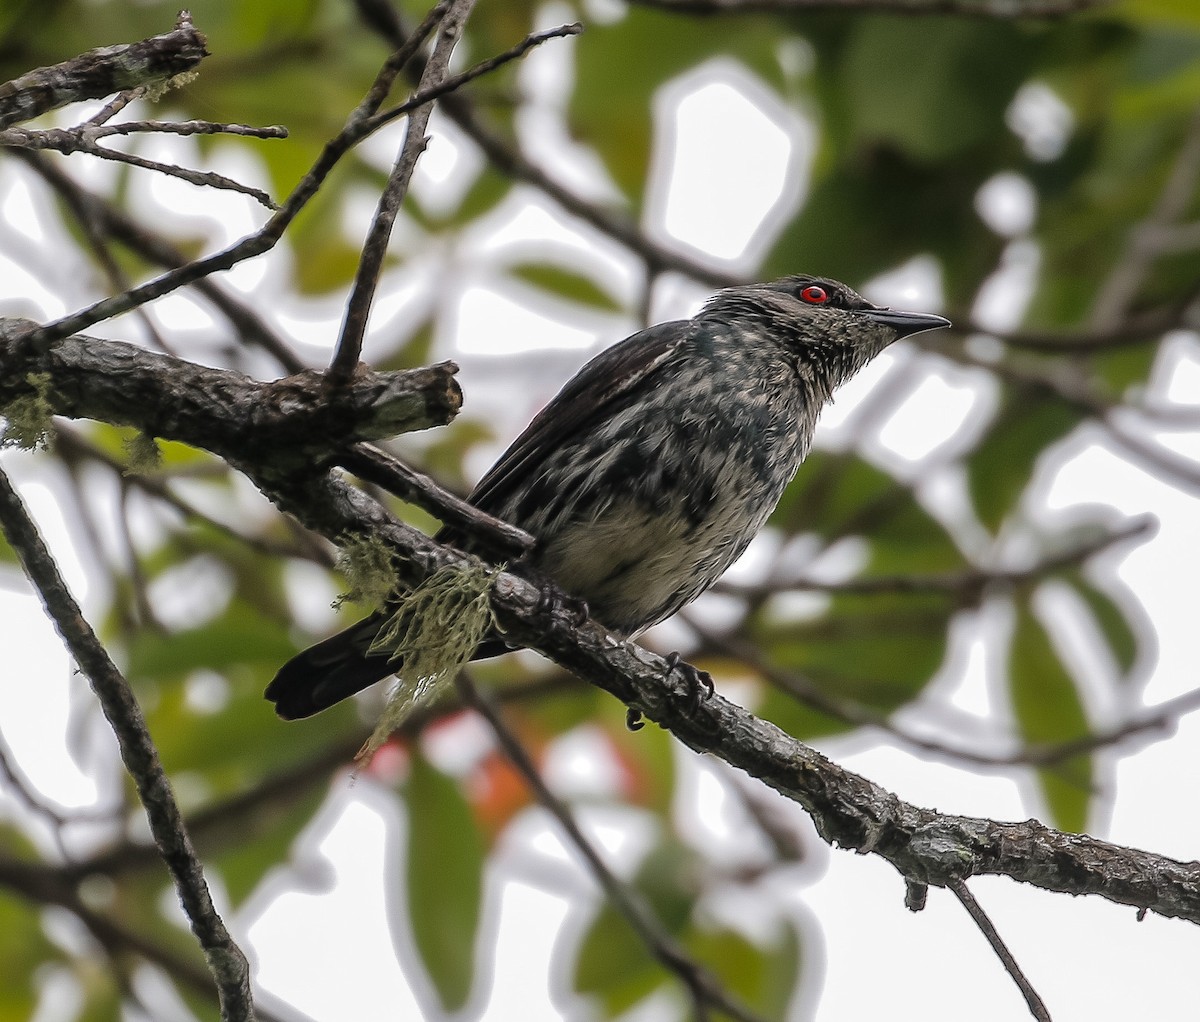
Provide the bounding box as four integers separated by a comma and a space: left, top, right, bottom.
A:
267, 275, 949, 719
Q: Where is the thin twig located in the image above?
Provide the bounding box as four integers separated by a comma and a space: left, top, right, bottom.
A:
458, 675, 773, 1022
332, 13, 582, 381
14, 149, 306, 373
338, 443, 534, 559
331, 0, 479, 382
0, 467, 254, 1021
353, 0, 741, 291
361, 22, 585, 135
949, 878, 1053, 1021
0, 125, 280, 209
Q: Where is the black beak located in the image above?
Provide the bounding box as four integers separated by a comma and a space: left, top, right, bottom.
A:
859, 307, 951, 339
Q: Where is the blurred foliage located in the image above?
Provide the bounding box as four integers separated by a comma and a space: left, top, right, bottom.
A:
0, 0, 1197, 1018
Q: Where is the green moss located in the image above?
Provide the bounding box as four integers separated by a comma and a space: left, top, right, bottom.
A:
1, 373, 54, 451
332, 534, 399, 610
122, 431, 162, 474
359, 559, 498, 760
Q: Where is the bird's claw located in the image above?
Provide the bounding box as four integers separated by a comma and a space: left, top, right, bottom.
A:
626, 707, 645, 731
533, 578, 589, 626
664, 651, 713, 712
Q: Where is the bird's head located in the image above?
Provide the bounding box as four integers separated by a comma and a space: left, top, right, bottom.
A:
704, 275, 950, 396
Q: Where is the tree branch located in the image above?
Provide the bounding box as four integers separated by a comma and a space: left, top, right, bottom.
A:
0, 321, 461, 466
459, 676, 771, 1022
246, 462, 1200, 924
949, 879, 1053, 1021
0, 468, 254, 1021
330, 10, 582, 381
338, 443, 534, 559
5, 337, 1200, 923
1, 122, 286, 210
0, 12, 208, 130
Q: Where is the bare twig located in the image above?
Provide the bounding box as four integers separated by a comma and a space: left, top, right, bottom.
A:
699, 625, 1200, 773
1, 124, 280, 209
716, 515, 1154, 600
0, 468, 254, 1020
338, 443, 534, 559
331, 13, 583, 381
13, 149, 306, 374
331, 0, 479, 382
353, 0, 741, 290
361, 22, 585, 136
0, 12, 208, 130
458, 675, 772, 1022
949, 879, 1053, 1021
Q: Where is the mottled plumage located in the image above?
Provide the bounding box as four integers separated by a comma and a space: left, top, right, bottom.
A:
267, 275, 949, 719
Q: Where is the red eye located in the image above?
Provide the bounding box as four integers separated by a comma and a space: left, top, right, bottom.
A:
800, 285, 828, 304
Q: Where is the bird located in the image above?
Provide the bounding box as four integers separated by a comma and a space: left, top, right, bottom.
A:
266, 275, 950, 720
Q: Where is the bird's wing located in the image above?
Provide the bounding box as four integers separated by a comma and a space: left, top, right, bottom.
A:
464, 319, 693, 516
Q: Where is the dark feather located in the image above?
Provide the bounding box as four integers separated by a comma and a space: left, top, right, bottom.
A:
464, 320, 692, 516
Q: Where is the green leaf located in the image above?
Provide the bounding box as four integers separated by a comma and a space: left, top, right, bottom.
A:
756, 591, 953, 740
687, 921, 802, 1020
405, 754, 485, 1013
0, 890, 60, 1018
771, 451, 964, 574
1063, 569, 1148, 679
295, 237, 377, 295
1089, 343, 1159, 393
574, 837, 698, 1013
125, 600, 298, 682
508, 263, 623, 312
840, 18, 1033, 162
1008, 596, 1093, 833
966, 388, 1082, 533
570, 8, 783, 199
431, 166, 511, 228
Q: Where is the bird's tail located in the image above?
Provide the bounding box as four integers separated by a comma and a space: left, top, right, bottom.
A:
266, 615, 514, 720
266, 613, 395, 720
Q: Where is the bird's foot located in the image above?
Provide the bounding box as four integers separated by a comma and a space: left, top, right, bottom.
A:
626, 654, 712, 733
664, 651, 714, 712
528, 572, 589, 626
